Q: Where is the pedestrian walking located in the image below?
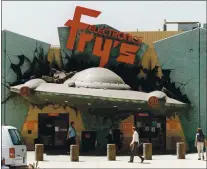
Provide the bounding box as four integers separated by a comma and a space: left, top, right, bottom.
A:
128, 126, 144, 163
107, 128, 114, 144
66, 121, 77, 153
195, 128, 205, 160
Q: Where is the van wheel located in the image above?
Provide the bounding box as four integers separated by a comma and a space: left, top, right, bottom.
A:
5, 165, 11, 169
8, 166, 16, 169
15, 166, 29, 169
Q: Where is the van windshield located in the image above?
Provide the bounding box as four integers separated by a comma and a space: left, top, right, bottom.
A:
8, 129, 24, 145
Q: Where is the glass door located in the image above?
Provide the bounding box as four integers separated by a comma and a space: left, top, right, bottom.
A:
151, 116, 166, 153
134, 112, 166, 154
135, 112, 151, 144
54, 113, 69, 147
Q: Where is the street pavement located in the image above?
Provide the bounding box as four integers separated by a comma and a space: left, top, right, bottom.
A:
27, 151, 206, 168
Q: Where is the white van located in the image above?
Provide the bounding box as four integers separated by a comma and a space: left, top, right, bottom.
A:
2, 125, 27, 167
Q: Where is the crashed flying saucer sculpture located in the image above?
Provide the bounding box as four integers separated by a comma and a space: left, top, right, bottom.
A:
10, 67, 188, 116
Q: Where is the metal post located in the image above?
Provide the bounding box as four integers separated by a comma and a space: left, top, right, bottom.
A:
3, 31, 7, 124
149, 112, 152, 143
134, 112, 137, 127
198, 23, 201, 128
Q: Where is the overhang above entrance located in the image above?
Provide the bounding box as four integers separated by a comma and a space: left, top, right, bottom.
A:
10, 67, 189, 116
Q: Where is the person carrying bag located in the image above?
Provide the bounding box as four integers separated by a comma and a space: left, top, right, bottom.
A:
195, 128, 205, 160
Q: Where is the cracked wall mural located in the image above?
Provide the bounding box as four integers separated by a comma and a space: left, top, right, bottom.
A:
154, 28, 207, 150
1, 30, 51, 130
57, 25, 191, 153
2, 26, 202, 153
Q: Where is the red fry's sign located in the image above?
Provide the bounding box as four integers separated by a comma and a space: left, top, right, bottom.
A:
64, 6, 143, 67
48, 113, 59, 116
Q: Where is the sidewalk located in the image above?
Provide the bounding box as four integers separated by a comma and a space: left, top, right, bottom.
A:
27, 152, 206, 168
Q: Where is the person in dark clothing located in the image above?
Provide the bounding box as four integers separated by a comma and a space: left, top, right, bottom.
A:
195, 128, 205, 160
118, 131, 124, 151
157, 128, 164, 152
107, 128, 114, 144
113, 129, 123, 152
128, 127, 144, 163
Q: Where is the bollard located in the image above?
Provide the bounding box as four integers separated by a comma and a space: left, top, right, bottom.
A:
107, 144, 116, 161
176, 142, 185, 159
70, 145, 79, 162
35, 144, 44, 161
143, 143, 152, 160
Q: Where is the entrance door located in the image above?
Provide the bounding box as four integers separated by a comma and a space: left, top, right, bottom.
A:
38, 114, 54, 147
81, 130, 96, 153
54, 114, 69, 147
38, 113, 69, 150
134, 112, 166, 154
151, 116, 166, 153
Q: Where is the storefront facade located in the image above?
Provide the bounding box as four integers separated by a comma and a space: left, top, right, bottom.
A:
2, 6, 206, 154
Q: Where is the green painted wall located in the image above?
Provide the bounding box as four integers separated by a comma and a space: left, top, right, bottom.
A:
200, 28, 207, 138
2, 31, 6, 123
1, 30, 51, 130
154, 28, 207, 150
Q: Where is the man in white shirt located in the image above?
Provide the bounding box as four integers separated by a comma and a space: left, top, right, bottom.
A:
128, 127, 144, 163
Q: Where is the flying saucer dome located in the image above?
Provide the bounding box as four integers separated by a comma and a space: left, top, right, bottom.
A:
64, 67, 131, 90
10, 67, 188, 115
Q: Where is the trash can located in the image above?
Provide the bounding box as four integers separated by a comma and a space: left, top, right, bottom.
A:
35, 144, 44, 161
107, 144, 116, 161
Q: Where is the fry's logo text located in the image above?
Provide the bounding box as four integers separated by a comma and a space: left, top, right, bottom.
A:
64, 6, 143, 67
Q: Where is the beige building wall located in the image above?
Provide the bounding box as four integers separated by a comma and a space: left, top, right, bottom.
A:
47, 47, 63, 69
22, 105, 85, 150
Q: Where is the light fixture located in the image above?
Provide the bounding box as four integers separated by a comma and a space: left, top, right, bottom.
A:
114, 106, 117, 108
138, 108, 141, 110
88, 103, 91, 106
65, 101, 68, 103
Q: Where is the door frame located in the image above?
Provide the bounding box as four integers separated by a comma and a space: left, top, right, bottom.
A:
134, 112, 166, 152
37, 113, 69, 149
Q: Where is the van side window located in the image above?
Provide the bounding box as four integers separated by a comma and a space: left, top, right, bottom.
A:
8, 129, 24, 145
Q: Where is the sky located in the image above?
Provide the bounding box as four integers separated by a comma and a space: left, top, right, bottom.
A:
2, 1, 206, 45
